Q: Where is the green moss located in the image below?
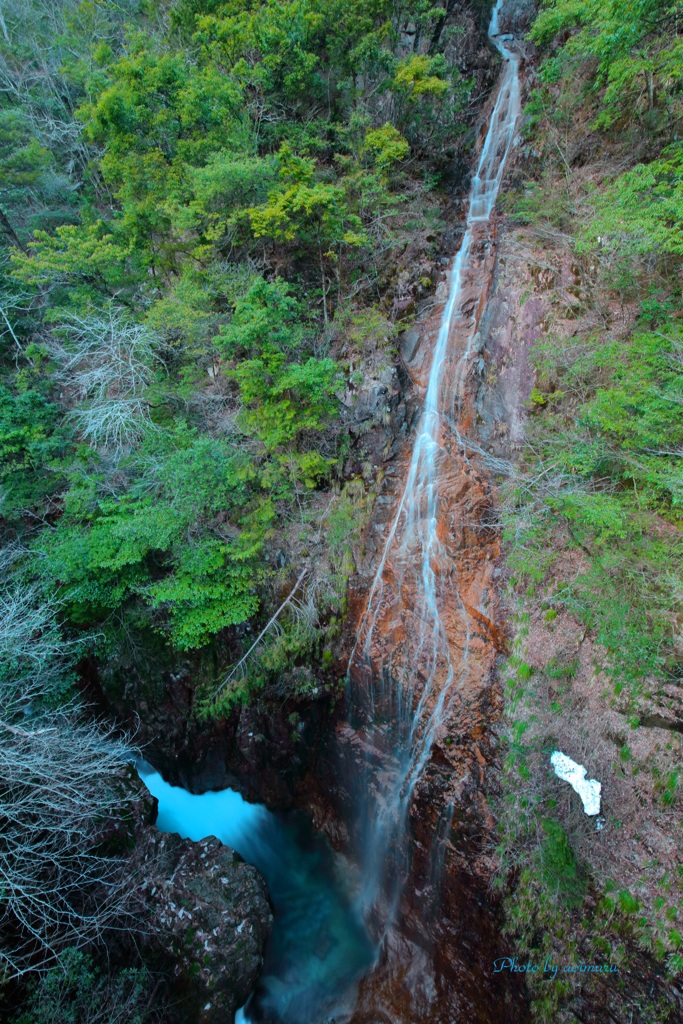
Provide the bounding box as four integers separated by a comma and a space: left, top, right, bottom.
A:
538, 818, 586, 906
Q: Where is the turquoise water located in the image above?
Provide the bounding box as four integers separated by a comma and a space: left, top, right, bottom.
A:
138, 765, 374, 1023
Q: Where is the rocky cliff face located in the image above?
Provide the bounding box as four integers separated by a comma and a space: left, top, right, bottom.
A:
297, 40, 534, 1022
79, 1, 505, 815
78, 5, 536, 1022
308, 230, 529, 1024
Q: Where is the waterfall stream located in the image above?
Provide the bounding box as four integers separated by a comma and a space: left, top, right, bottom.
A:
347, 0, 520, 931
139, 764, 374, 1023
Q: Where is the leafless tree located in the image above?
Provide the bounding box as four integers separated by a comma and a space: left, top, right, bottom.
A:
0, 547, 142, 977
51, 308, 162, 450
0, 713, 140, 977
0, 545, 87, 713
0, 582, 64, 711
0, 0, 141, 176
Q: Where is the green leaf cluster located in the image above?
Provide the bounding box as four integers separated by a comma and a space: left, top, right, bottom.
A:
0, 0, 475, 684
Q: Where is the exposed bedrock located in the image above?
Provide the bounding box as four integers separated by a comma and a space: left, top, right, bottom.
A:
138, 827, 272, 1024
308, 221, 530, 1021
127, 774, 272, 1024
78, 6, 534, 1022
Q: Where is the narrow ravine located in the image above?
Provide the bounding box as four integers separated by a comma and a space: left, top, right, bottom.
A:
140, 5, 523, 1021
7, 0, 683, 1018
139, 764, 374, 1023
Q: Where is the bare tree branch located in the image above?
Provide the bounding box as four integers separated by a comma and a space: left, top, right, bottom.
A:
213, 566, 310, 698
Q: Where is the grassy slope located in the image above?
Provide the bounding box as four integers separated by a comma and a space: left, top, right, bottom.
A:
489, 2, 683, 1020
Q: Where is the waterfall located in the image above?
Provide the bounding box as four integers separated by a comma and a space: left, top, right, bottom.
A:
347, 0, 521, 932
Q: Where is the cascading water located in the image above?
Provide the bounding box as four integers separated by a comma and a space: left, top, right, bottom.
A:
347, 0, 521, 932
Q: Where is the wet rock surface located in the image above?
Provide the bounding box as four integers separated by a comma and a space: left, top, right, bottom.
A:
138, 822, 272, 1023
302, 23, 533, 1020
78, 5, 536, 1022
322, 232, 530, 1021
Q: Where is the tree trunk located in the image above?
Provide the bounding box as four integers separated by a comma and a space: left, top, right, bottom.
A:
319, 246, 328, 323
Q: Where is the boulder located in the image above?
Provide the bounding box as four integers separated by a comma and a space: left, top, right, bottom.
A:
140, 830, 272, 1023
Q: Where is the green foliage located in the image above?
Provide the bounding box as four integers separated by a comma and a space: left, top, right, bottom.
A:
393, 54, 449, 97
0, 384, 66, 514
186, 152, 278, 241
618, 889, 641, 915
232, 344, 338, 442
538, 818, 586, 905
218, 276, 341, 483
530, 0, 683, 130
36, 429, 270, 649
0, 110, 51, 248
246, 144, 366, 254
0, 0, 477, 691
503, 317, 683, 693
79, 36, 247, 265
11, 222, 134, 291
499, 12, 683, 1017
362, 124, 410, 173
218, 276, 305, 355
657, 769, 681, 808
507, 175, 574, 231
583, 145, 683, 257
544, 655, 578, 680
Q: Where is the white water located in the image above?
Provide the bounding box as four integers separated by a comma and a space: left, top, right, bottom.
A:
136, 7, 522, 1019
348, 0, 521, 924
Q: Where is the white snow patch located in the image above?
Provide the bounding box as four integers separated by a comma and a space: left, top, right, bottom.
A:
550, 751, 601, 815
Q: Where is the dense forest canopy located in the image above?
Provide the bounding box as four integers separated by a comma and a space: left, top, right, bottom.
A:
0, 0, 480, 694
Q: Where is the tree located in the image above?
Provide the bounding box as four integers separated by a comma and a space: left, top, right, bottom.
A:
0, 381, 66, 516
0, 714, 139, 977
10, 222, 134, 294
0, 558, 141, 978
247, 145, 366, 320
14, 948, 155, 1024
80, 36, 245, 272
34, 427, 269, 650
0, 109, 50, 251
216, 276, 342, 484
49, 308, 162, 451
0, 548, 72, 711
531, 0, 683, 130
582, 144, 683, 258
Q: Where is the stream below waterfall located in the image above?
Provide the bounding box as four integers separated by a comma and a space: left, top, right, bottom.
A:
138, 765, 375, 1023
